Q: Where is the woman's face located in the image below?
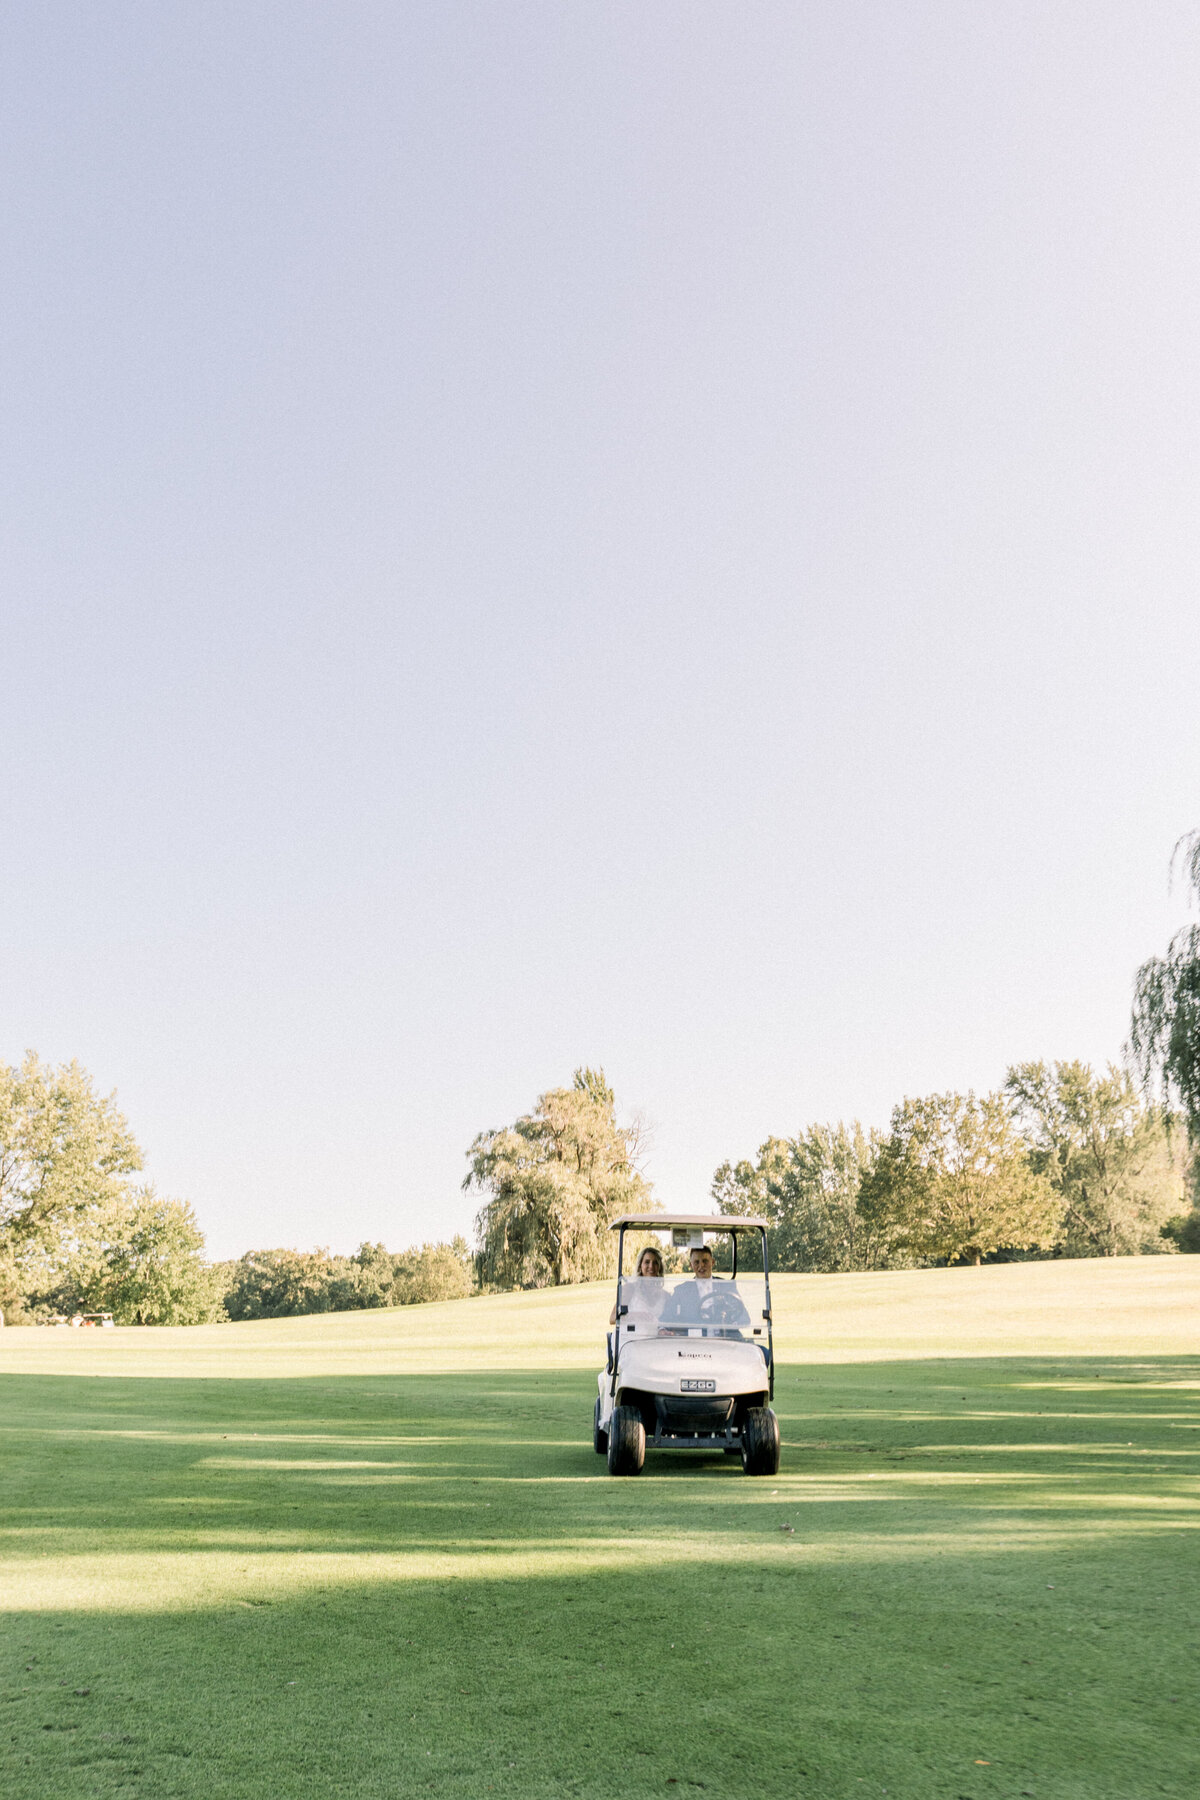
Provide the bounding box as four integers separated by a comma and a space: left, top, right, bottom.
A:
637, 1250, 662, 1278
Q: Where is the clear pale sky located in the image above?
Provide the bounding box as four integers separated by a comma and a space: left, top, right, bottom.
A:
3, 4, 1198, 1259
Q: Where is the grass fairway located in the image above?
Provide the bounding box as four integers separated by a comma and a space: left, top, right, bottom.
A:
1, 1261, 1197, 1799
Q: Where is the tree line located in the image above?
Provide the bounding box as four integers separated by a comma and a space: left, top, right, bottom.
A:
0, 1054, 471, 1325
464, 1058, 1197, 1285
467, 835, 1200, 1279
0, 1058, 648, 1322
712, 1061, 1195, 1272
3, 830, 1198, 1318
1, 1055, 1194, 1326
215, 1239, 473, 1319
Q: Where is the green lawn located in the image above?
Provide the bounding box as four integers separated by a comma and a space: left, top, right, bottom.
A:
1, 1260, 1197, 1799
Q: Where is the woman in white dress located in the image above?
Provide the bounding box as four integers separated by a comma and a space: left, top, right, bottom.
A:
610, 1245, 666, 1332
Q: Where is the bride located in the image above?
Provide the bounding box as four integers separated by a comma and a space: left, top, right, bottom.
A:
609, 1244, 665, 1329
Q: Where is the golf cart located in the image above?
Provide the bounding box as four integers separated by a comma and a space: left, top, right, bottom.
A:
594, 1213, 780, 1477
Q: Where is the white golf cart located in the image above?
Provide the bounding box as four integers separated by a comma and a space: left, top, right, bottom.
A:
594, 1213, 780, 1477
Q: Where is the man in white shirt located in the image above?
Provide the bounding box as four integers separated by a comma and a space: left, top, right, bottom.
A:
688, 1243, 716, 1305
662, 1243, 750, 1330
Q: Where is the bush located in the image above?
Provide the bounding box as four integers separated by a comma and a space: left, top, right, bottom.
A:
1161, 1210, 1200, 1253
0, 1262, 36, 1325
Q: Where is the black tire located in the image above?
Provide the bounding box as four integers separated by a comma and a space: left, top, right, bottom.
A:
607, 1404, 645, 1476
741, 1406, 781, 1476
593, 1397, 608, 1456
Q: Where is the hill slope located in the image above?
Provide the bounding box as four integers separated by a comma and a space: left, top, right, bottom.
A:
0, 1253, 1195, 1377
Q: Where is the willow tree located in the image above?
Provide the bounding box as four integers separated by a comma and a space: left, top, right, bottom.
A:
1130, 830, 1200, 1142
466, 1068, 651, 1288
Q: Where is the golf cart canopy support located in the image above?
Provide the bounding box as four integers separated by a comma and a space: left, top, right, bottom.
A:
609, 1213, 768, 1231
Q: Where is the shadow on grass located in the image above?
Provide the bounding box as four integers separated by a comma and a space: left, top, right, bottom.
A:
2, 1357, 1197, 1800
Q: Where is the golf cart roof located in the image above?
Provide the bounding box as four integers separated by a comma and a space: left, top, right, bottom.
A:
610, 1213, 768, 1232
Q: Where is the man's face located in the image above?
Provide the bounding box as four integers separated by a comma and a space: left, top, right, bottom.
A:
690, 1247, 714, 1278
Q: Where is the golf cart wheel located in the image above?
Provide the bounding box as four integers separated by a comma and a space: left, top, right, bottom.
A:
607, 1405, 645, 1476
741, 1406, 781, 1476
593, 1398, 608, 1456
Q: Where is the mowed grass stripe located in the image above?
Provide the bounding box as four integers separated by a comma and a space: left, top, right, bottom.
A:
1, 1263, 1198, 1799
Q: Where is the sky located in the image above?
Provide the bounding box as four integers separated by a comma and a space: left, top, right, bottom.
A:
3, 3, 1199, 1260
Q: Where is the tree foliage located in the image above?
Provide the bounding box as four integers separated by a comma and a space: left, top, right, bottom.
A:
860, 1090, 1061, 1266
0, 1053, 142, 1264
1130, 829, 1200, 1139
391, 1238, 475, 1304
220, 1248, 359, 1320
466, 1068, 651, 1288
347, 1238, 474, 1307
52, 1190, 226, 1325
712, 1122, 895, 1271
1006, 1061, 1186, 1256
0, 1053, 231, 1324
1163, 1207, 1200, 1253
220, 1238, 474, 1320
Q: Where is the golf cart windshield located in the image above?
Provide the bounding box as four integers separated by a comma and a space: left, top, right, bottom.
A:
617, 1273, 768, 1344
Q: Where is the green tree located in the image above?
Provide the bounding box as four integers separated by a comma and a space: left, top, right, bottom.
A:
349, 1241, 398, 1307
221, 1247, 359, 1320
84, 1190, 225, 1324
220, 1238, 477, 1319
466, 1068, 652, 1288
0, 1053, 142, 1280
1006, 1061, 1186, 1256
390, 1237, 474, 1304
860, 1090, 1061, 1266
351, 1238, 475, 1305
712, 1122, 892, 1271
1130, 830, 1200, 1137
1163, 1205, 1200, 1253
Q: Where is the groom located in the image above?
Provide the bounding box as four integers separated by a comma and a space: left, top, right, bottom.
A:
661, 1243, 750, 1329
